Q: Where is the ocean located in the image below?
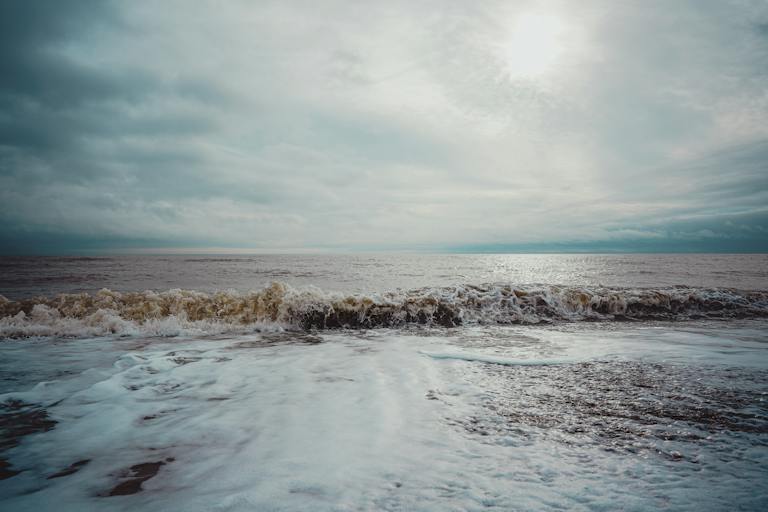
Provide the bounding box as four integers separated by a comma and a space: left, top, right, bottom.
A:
0, 254, 767, 511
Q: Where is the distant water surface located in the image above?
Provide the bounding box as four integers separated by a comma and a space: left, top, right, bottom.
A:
1, 253, 766, 299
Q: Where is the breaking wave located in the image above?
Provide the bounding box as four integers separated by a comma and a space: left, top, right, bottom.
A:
1, 282, 767, 339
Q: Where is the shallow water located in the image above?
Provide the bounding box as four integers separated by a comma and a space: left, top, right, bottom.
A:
0, 321, 766, 511
1, 254, 767, 510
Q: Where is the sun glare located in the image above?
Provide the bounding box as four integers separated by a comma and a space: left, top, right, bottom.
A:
501, 12, 567, 80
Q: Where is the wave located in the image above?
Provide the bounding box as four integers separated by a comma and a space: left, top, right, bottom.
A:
1, 282, 767, 338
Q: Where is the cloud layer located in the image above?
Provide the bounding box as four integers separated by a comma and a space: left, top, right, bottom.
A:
1, 0, 767, 253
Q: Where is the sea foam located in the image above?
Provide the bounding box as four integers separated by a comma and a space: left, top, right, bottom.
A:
1, 282, 767, 338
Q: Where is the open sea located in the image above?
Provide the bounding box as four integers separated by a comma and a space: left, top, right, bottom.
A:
0, 254, 767, 511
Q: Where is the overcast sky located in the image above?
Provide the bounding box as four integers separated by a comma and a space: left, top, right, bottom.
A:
1, 0, 767, 254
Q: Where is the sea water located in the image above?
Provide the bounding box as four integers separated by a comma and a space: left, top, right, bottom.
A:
0, 254, 766, 511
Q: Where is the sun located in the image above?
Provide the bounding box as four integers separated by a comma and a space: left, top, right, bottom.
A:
500, 12, 568, 80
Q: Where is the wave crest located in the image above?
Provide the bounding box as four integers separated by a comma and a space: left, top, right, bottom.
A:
1, 282, 767, 338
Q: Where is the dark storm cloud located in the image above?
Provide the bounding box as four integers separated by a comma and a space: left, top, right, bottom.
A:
0, 1, 124, 159
0, 1, 242, 243
0, 2, 120, 104
0, 1, 228, 156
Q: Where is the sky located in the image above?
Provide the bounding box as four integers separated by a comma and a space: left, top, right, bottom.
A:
1, 0, 767, 254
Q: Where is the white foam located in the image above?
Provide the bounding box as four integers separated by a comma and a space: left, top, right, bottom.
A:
0, 326, 766, 510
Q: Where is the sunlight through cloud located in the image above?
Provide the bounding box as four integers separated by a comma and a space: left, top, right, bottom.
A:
500, 11, 569, 80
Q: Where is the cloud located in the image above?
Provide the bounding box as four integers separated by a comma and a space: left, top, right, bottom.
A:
1, 0, 767, 254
